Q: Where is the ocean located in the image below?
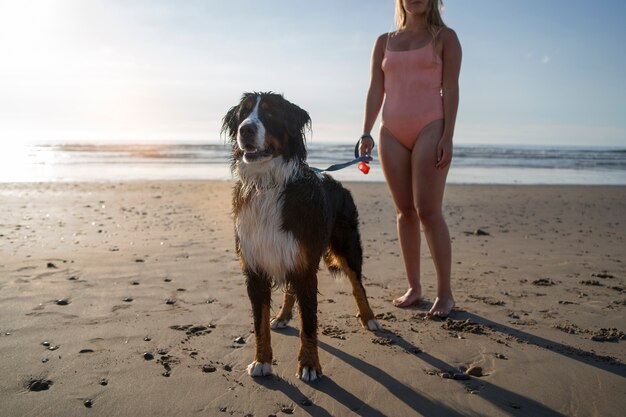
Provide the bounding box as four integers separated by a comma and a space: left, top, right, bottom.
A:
1, 142, 625, 185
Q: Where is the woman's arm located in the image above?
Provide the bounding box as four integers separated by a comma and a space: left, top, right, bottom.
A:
359, 33, 387, 157
436, 28, 462, 170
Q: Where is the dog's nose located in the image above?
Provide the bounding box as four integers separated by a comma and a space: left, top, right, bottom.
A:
238, 122, 257, 140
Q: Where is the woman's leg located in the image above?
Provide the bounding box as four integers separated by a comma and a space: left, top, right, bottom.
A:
411, 120, 455, 317
378, 126, 422, 307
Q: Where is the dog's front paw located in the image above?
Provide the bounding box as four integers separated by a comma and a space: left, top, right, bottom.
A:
298, 366, 321, 382
358, 315, 383, 331
367, 319, 382, 331
270, 318, 289, 329
247, 361, 273, 377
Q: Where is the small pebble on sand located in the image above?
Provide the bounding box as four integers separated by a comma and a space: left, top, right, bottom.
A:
27, 379, 53, 392
466, 366, 484, 377
280, 405, 294, 414
202, 365, 217, 373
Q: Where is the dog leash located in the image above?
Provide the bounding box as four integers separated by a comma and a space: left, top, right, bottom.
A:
310, 143, 373, 174
310, 156, 373, 174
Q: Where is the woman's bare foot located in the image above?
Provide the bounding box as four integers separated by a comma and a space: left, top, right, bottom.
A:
392, 288, 422, 308
427, 295, 455, 318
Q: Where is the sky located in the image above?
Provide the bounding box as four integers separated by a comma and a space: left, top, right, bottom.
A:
0, 0, 624, 147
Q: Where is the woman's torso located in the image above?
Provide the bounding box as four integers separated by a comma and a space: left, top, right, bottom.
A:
382, 31, 443, 120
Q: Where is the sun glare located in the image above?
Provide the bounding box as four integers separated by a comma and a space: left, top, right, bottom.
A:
0, 142, 55, 182
0, 1, 158, 143
0, 1, 60, 69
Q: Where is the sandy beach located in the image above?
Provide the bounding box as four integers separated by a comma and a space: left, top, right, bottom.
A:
0, 180, 624, 417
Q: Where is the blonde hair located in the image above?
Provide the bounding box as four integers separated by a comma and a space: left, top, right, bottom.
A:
395, 0, 445, 35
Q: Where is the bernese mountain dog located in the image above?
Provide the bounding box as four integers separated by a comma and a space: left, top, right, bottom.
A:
222, 92, 381, 382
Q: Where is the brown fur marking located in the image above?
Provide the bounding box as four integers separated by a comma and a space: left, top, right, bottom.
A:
255, 303, 273, 364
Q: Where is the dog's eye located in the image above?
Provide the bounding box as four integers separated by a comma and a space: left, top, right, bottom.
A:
260, 103, 272, 118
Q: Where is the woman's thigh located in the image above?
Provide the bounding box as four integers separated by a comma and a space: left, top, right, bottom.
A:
411, 120, 449, 213
378, 126, 414, 213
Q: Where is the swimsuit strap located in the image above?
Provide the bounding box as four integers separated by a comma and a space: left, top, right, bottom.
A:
384, 32, 392, 55
385, 28, 443, 52
433, 26, 445, 38
431, 26, 445, 59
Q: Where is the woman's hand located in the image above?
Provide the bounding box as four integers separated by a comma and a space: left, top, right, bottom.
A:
359, 136, 375, 158
435, 136, 453, 170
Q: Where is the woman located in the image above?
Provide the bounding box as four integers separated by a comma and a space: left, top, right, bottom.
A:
359, 0, 461, 317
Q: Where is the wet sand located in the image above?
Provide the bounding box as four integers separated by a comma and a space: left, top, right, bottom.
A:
0, 181, 624, 416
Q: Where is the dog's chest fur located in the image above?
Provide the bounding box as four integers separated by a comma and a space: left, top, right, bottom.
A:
235, 185, 300, 284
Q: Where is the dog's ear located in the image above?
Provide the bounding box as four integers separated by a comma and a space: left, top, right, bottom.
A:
282, 101, 310, 161
285, 102, 311, 141
221, 104, 240, 140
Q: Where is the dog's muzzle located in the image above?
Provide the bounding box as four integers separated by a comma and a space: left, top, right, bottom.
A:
239, 121, 257, 142
237, 121, 272, 163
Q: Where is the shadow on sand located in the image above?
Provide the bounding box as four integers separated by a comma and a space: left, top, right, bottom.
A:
252, 313, 608, 417
451, 310, 626, 378
254, 326, 465, 417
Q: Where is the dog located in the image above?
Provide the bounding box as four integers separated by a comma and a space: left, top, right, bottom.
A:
222, 92, 381, 382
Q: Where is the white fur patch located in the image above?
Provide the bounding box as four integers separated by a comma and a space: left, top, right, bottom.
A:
247, 361, 273, 377
236, 158, 300, 192
235, 177, 300, 285
270, 318, 289, 329
299, 367, 320, 382
237, 96, 266, 153
367, 319, 382, 331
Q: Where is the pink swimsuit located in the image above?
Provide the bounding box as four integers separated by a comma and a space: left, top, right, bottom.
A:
381, 37, 443, 150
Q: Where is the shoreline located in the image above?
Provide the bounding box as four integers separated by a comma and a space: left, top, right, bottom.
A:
2, 178, 626, 186
2, 142, 625, 185
1, 180, 624, 416
2, 168, 625, 185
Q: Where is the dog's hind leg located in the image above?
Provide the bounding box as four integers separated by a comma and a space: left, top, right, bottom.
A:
271, 284, 295, 329
347, 267, 382, 331
325, 196, 382, 331
327, 251, 382, 331
290, 272, 322, 382
245, 271, 274, 377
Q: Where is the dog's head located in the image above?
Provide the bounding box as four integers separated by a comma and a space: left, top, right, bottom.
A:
222, 92, 311, 167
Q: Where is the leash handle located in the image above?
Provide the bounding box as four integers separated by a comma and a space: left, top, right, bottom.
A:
355, 142, 372, 174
